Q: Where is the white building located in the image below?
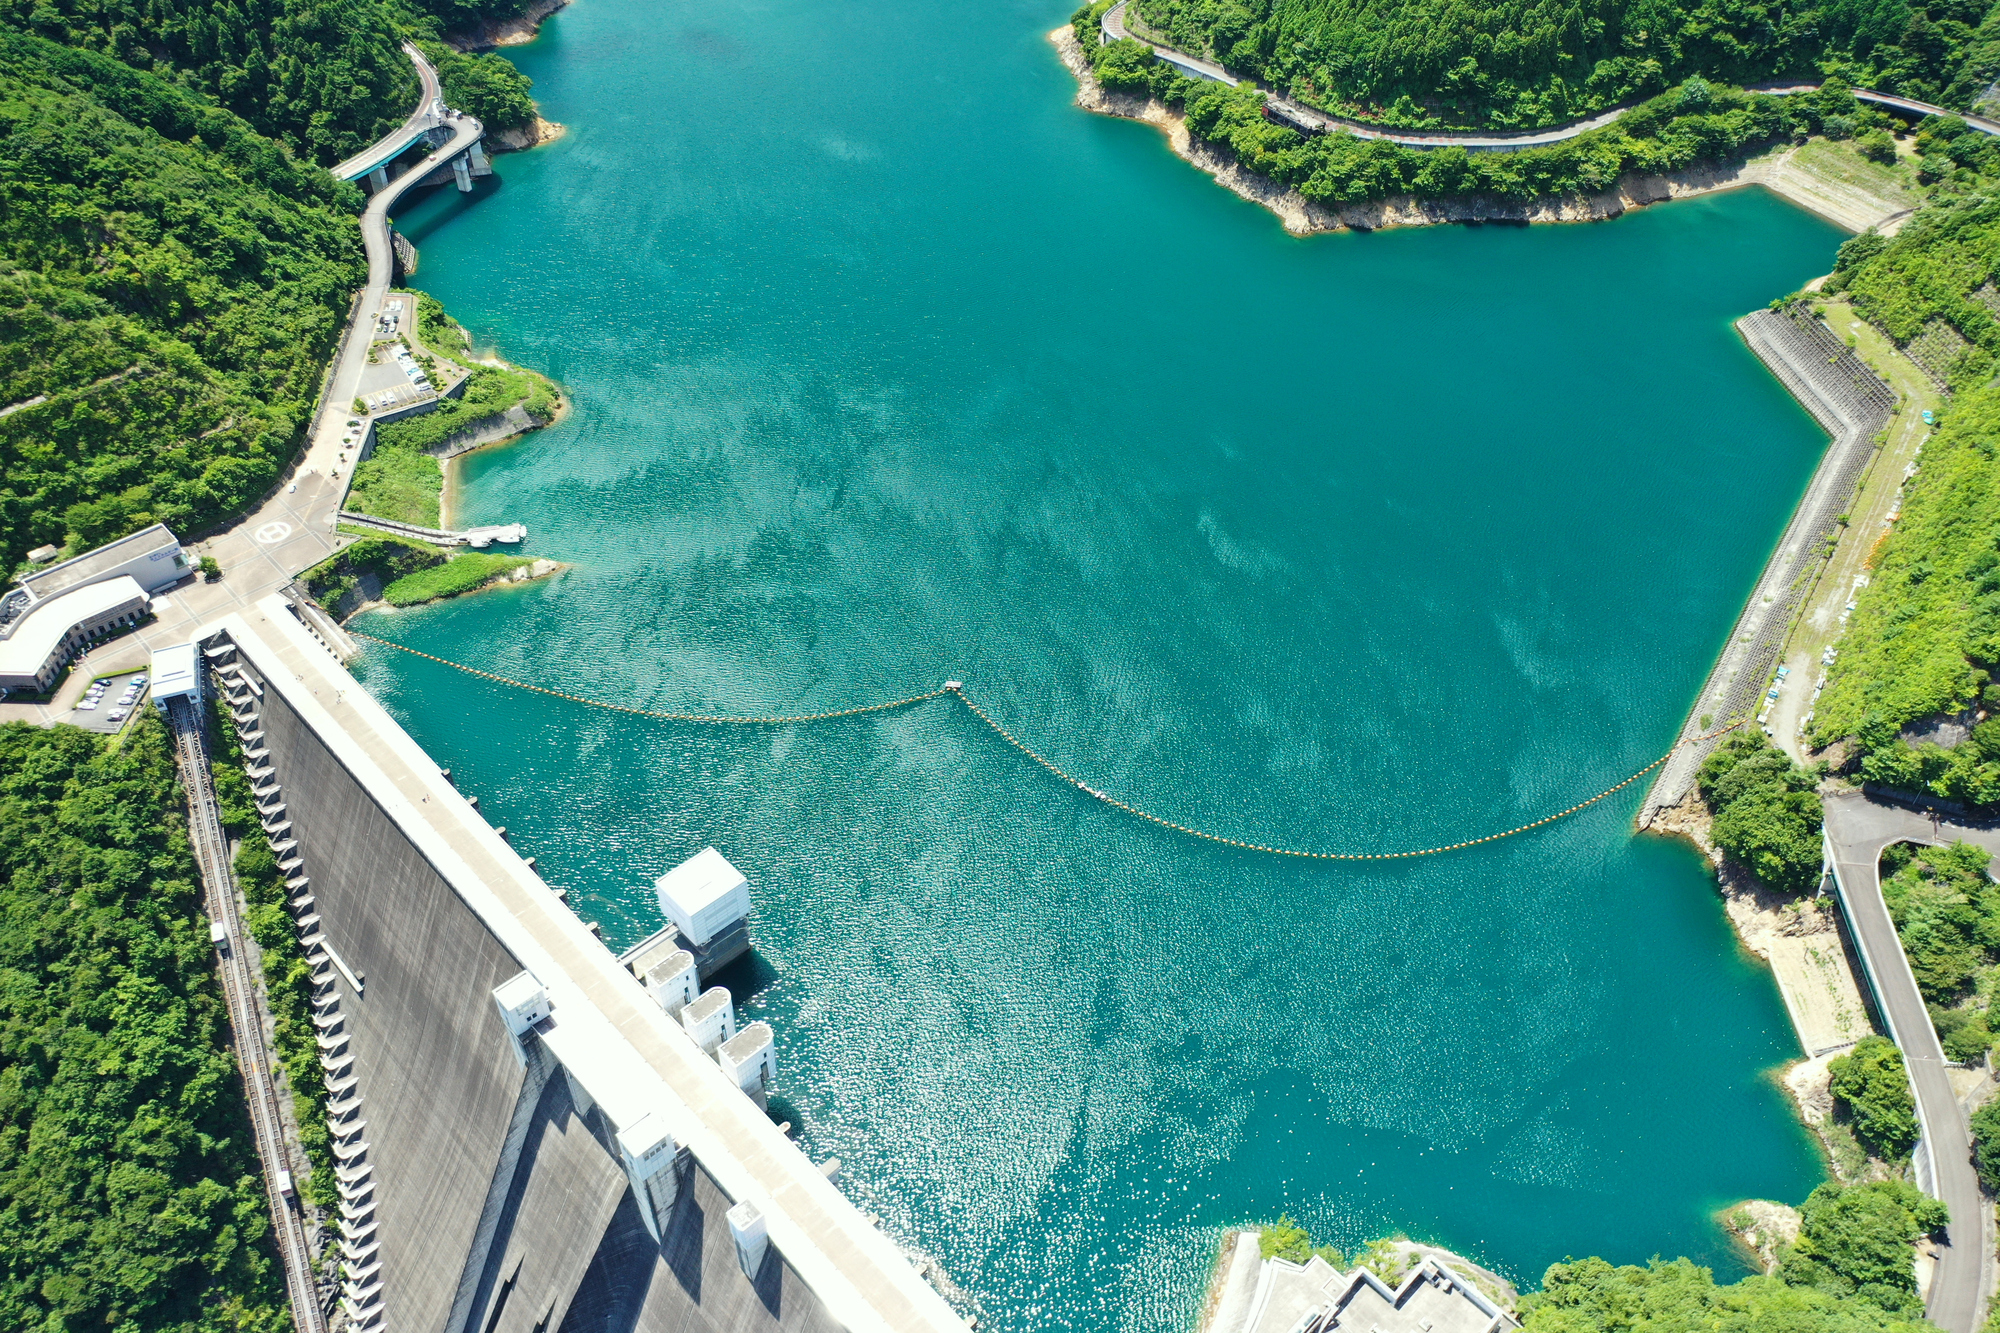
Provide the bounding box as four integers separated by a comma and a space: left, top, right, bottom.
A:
1237, 1252, 1518, 1333
149, 643, 202, 713
0, 525, 187, 694
652, 847, 753, 974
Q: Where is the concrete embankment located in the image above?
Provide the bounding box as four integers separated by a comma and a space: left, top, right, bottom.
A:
1638, 308, 1895, 825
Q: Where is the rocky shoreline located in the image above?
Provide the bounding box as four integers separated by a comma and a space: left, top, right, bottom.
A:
452, 0, 569, 50
1051, 27, 1900, 236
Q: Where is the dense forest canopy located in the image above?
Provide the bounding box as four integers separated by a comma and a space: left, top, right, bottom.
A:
0, 0, 537, 160
1128, 0, 2000, 126
0, 718, 290, 1332
0, 32, 363, 573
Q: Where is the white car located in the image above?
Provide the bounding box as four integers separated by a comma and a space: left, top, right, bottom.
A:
106, 709, 127, 722
75, 701, 97, 711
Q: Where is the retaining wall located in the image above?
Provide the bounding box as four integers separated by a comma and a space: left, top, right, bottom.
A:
1639, 308, 1895, 824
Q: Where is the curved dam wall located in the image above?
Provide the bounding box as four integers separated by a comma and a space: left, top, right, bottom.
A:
203, 596, 962, 1333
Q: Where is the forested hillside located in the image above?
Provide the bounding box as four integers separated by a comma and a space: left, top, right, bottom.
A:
1078, 10, 1885, 202
0, 32, 363, 574
0, 0, 539, 161
1127, 0, 2000, 128
0, 718, 290, 1332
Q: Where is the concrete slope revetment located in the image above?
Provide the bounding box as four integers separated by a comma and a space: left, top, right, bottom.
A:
196, 594, 966, 1333
1639, 308, 1894, 825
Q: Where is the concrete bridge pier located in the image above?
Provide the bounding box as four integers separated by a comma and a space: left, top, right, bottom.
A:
368, 165, 388, 192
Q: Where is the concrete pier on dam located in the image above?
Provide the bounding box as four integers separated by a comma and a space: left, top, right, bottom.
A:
197, 594, 966, 1333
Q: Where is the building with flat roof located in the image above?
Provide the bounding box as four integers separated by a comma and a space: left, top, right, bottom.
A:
20, 522, 187, 599
0, 525, 185, 695
149, 643, 201, 712
0, 575, 148, 693
1239, 1254, 1518, 1333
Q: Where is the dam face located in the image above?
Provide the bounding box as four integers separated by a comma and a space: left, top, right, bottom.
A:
202, 596, 961, 1333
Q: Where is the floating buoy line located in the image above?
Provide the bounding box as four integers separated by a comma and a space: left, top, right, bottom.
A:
350, 631, 1742, 861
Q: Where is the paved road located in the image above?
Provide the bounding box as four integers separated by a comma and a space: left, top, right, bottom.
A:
1098, 3, 2000, 150
168, 697, 330, 1333
0, 47, 486, 731
328, 43, 445, 182
1824, 790, 1997, 1333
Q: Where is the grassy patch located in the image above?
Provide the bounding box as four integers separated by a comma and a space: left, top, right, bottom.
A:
301, 534, 444, 612
1790, 138, 1925, 212
381, 552, 530, 606
373, 362, 557, 457
346, 441, 444, 526
1811, 375, 2000, 798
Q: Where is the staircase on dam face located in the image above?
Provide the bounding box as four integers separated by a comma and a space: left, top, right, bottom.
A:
206, 637, 388, 1331
181, 597, 974, 1333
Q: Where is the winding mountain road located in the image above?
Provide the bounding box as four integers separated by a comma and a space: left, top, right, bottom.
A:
1824, 791, 1997, 1333
1099, 2, 2000, 150
0, 45, 486, 722
329, 42, 447, 182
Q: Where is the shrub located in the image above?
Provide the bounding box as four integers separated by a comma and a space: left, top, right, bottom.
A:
1971, 1097, 2000, 1190
1857, 128, 1899, 165
1695, 731, 1823, 893
1827, 1037, 1921, 1159
1779, 1180, 1947, 1314
381, 552, 529, 606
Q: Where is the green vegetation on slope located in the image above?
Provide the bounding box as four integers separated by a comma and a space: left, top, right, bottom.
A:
1124, 0, 2000, 130
1810, 374, 2000, 791
0, 32, 362, 572
1829, 1035, 1923, 1157
1521, 1256, 1936, 1332
1077, 15, 1882, 203
346, 438, 443, 526
302, 532, 445, 611
419, 37, 534, 133
1696, 730, 1825, 892
0, 0, 418, 162
1830, 190, 2000, 389
0, 716, 290, 1332
380, 550, 528, 604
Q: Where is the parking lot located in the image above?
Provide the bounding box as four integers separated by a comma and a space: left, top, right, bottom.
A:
63, 669, 149, 734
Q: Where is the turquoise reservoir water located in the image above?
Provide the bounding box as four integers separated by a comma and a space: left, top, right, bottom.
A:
374, 0, 1850, 1325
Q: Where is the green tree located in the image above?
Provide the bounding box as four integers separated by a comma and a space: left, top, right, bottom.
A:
0, 717, 290, 1331
1972, 1097, 2000, 1191
1780, 1180, 1947, 1314
1828, 1036, 1922, 1159
1695, 730, 1825, 893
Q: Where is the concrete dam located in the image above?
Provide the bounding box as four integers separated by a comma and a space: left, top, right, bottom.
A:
193, 595, 965, 1333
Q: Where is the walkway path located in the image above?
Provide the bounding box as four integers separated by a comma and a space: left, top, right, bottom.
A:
168, 695, 330, 1333
1823, 790, 1997, 1333
1100, 2, 2000, 150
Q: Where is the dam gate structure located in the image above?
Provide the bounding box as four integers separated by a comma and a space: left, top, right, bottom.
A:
1639, 306, 1895, 825
191, 595, 965, 1333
